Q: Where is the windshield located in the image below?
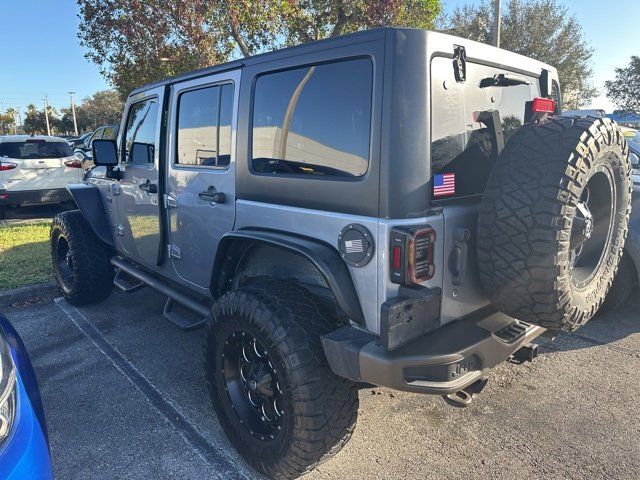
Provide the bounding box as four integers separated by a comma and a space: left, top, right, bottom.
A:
0, 140, 73, 159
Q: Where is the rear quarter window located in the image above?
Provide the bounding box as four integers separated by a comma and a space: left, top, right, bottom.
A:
251, 58, 373, 178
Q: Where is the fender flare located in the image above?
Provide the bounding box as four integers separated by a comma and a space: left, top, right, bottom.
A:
66, 183, 114, 247
211, 229, 365, 325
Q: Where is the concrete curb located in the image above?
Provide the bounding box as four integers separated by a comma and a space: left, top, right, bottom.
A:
0, 280, 59, 306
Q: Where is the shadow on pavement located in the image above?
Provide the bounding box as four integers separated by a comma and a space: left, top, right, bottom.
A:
538, 289, 640, 354
1, 203, 74, 225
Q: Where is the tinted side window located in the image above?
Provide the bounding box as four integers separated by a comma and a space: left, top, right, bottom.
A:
103, 125, 118, 140
252, 58, 372, 178
90, 128, 104, 144
176, 83, 234, 168
124, 98, 158, 164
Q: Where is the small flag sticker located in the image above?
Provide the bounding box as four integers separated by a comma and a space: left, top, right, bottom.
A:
433, 173, 455, 197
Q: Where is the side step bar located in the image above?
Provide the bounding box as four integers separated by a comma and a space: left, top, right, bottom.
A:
113, 269, 145, 293
111, 257, 210, 330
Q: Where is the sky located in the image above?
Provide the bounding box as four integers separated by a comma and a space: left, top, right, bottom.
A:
0, 0, 638, 116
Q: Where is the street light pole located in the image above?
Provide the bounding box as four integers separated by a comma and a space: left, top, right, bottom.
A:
42, 97, 51, 136
68, 91, 78, 136
493, 0, 502, 48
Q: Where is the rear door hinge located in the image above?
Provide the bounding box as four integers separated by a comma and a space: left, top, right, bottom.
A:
453, 45, 467, 83
168, 244, 181, 259
165, 194, 177, 209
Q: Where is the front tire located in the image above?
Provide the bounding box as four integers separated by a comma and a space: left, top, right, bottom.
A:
204, 279, 358, 479
50, 210, 114, 306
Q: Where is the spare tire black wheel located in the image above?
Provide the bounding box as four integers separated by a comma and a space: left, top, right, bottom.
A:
478, 116, 632, 332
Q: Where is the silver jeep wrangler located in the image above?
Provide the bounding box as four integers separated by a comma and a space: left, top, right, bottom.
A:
50, 28, 632, 479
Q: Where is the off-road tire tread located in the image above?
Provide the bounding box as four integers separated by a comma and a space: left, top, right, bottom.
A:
478, 116, 632, 331
50, 209, 114, 305
204, 278, 358, 480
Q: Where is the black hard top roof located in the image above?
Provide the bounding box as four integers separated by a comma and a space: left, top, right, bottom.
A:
129, 27, 391, 96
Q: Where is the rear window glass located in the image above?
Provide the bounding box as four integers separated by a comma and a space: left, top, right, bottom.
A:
251, 58, 373, 178
0, 141, 73, 159
430, 57, 538, 200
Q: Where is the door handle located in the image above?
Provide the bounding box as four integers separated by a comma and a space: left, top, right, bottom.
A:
198, 187, 225, 204
139, 180, 157, 194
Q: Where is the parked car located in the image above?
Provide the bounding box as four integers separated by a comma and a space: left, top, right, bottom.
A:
608, 110, 640, 129
600, 127, 640, 311
51, 28, 632, 479
563, 108, 607, 117
66, 132, 91, 149
0, 314, 53, 480
73, 125, 119, 163
0, 135, 83, 219
621, 127, 640, 185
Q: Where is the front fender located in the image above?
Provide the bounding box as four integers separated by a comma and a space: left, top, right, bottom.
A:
66, 183, 114, 247
212, 229, 365, 325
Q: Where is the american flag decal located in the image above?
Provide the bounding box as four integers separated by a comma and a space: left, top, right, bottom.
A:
433, 173, 455, 197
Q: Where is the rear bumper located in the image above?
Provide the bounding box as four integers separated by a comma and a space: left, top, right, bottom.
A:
321, 307, 545, 394
0, 188, 71, 207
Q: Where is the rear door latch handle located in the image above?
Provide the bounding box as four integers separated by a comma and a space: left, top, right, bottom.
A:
198, 187, 225, 204
139, 180, 157, 194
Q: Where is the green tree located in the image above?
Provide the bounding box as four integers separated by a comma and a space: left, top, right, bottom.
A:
0, 109, 16, 135
605, 56, 640, 115
78, 0, 441, 98
446, 0, 597, 109
22, 105, 60, 135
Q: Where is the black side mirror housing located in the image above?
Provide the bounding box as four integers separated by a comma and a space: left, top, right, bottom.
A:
93, 139, 118, 167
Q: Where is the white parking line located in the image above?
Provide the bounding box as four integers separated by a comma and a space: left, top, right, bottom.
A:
54, 297, 253, 480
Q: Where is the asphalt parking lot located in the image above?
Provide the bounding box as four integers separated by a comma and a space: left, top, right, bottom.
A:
1, 285, 639, 479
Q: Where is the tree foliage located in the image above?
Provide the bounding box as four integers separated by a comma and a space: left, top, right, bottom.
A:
77, 0, 441, 98
446, 0, 596, 109
0, 109, 17, 135
19, 91, 123, 135
23, 105, 55, 135
605, 56, 640, 115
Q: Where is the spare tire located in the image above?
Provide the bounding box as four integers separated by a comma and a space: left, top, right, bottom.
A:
478, 116, 632, 332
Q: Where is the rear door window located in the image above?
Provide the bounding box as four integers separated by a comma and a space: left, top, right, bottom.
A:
175, 83, 234, 168
430, 57, 538, 200
251, 58, 373, 178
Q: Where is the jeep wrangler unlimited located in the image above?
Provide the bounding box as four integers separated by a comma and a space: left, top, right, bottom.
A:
49, 29, 632, 479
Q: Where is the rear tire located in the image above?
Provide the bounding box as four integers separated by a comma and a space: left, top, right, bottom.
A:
0, 206, 7, 220
50, 210, 114, 306
204, 279, 358, 479
478, 116, 632, 332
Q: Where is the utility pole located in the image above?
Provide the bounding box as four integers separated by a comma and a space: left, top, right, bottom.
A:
68, 91, 78, 136
493, 0, 502, 48
42, 96, 51, 136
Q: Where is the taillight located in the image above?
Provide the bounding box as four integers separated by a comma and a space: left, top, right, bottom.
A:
64, 159, 82, 168
0, 162, 17, 171
390, 226, 436, 284
532, 97, 555, 114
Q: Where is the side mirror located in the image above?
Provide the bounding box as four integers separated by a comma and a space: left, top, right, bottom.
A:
93, 139, 118, 167
74, 149, 86, 161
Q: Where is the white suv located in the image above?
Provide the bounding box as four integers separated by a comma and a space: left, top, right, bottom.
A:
0, 135, 83, 219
